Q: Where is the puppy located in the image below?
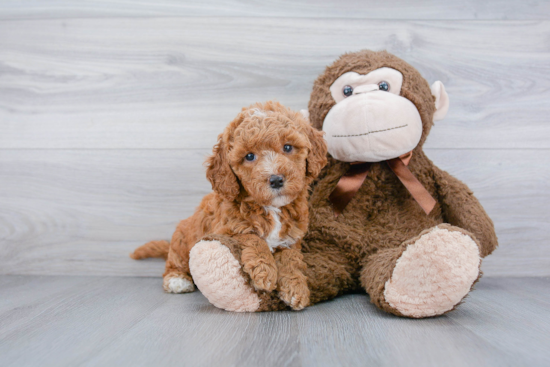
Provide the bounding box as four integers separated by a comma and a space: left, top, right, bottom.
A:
131, 101, 327, 310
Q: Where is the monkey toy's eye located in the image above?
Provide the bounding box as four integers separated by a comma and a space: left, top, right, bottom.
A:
245, 153, 256, 162
378, 81, 389, 91
342, 85, 354, 97
283, 144, 293, 153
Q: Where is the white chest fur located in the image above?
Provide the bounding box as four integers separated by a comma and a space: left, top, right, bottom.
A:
263, 206, 295, 252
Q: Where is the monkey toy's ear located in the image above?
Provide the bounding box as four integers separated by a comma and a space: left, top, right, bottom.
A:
431, 81, 450, 121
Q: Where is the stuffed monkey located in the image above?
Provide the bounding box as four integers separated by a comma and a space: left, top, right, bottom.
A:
188, 50, 498, 318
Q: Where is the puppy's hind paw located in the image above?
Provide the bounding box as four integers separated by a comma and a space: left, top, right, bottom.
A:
163, 276, 195, 294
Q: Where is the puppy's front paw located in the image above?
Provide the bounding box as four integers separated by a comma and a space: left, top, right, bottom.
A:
244, 261, 278, 292
278, 276, 310, 311
241, 245, 278, 292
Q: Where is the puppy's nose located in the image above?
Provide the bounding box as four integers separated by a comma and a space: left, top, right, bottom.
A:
269, 175, 284, 189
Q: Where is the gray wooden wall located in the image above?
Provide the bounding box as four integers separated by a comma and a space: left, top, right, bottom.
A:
1, 1, 549, 278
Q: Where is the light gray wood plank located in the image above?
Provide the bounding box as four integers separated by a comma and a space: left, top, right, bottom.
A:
0, 149, 212, 277
0, 0, 548, 20
0, 276, 169, 367
295, 295, 508, 367
84, 285, 300, 367
0, 149, 548, 277
447, 277, 550, 366
1, 19, 549, 150
0, 276, 549, 367
0, 276, 96, 338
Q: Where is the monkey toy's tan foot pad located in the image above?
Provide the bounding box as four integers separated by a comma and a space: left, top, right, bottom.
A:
189, 240, 261, 312
384, 226, 481, 318
163, 275, 195, 294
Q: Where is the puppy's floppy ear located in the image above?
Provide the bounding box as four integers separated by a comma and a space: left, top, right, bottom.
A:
304, 123, 328, 183
205, 130, 240, 201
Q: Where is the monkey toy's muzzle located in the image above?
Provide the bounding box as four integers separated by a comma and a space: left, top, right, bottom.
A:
322, 91, 423, 163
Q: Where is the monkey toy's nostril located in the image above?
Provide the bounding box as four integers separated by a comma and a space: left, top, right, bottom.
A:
269, 175, 284, 189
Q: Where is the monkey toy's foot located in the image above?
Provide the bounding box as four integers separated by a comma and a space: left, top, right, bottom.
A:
189, 239, 262, 312
385, 225, 481, 317
364, 224, 482, 318
189, 235, 288, 313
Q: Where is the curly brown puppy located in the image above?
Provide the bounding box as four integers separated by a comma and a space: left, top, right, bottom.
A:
131, 101, 327, 310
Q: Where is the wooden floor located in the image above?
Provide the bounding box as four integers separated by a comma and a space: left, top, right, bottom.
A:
0, 275, 548, 367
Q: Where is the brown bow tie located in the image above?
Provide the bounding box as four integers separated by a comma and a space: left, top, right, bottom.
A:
329, 151, 436, 216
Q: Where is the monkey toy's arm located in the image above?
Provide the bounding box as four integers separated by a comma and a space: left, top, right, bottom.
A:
433, 167, 498, 257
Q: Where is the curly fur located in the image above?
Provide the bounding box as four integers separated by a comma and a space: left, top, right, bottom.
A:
193, 51, 498, 318
131, 101, 327, 308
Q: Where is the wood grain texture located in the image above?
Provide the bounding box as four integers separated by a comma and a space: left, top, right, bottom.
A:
1, 0, 549, 20
0, 275, 549, 367
446, 277, 550, 366
1, 148, 548, 277
1, 19, 550, 150
1, 4, 549, 280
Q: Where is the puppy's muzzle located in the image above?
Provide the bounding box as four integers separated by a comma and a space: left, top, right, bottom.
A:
269, 175, 284, 189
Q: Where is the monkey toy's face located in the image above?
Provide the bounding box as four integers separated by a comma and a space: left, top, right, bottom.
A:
319, 59, 449, 163
324, 67, 420, 162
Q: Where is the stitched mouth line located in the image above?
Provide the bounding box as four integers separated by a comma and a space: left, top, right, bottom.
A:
332, 124, 408, 138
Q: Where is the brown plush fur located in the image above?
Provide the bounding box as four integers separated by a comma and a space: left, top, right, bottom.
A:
206, 50, 498, 317
131, 101, 327, 309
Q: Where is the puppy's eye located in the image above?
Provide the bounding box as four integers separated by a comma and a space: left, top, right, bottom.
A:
378, 81, 389, 92
283, 144, 293, 153
343, 85, 353, 97
245, 153, 256, 162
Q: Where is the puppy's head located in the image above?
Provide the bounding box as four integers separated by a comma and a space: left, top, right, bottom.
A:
206, 101, 327, 207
